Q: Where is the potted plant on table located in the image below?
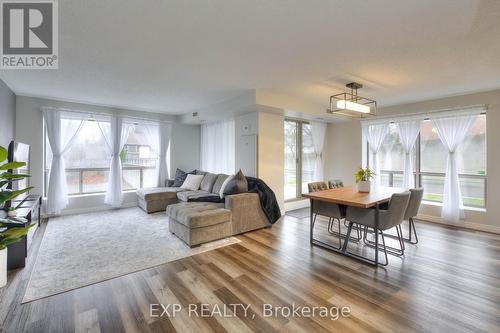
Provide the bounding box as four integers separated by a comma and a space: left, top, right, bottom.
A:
0, 145, 33, 288
355, 167, 375, 193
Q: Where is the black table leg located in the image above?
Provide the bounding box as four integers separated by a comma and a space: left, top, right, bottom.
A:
309, 199, 314, 244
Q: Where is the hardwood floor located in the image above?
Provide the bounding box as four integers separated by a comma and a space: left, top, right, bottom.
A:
1, 211, 499, 332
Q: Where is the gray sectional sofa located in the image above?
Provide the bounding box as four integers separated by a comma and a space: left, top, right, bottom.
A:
136, 172, 229, 213
136, 171, 272, 247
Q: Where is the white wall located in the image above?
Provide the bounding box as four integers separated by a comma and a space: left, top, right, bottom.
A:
323, 120, 362, 186
15, 95, 200, 215
323, 89, 500, 233
258, 112, 284, 212
235, 112, 259, 176
0, 79, 15, 148
170, 121, 200, 175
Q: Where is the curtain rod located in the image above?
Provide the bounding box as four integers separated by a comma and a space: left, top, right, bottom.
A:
360, 104, 487, 125
40, 106, 173, 124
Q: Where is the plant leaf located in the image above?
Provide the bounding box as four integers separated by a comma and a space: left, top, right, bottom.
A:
1, 172, 31, 179
0, 226, 31, 248
0, 161, 26, 170
0, 146, 7, 163
0, 187, 34, 205
0, 176, 30, 188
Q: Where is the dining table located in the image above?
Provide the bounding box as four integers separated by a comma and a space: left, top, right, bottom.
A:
302, 185, 407, 265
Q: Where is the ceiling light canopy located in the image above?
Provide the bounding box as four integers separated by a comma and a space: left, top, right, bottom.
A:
327, 82, 376, 118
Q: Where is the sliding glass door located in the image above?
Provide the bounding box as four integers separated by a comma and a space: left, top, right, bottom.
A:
284, 120, 298, 200
284, 119, 315, 201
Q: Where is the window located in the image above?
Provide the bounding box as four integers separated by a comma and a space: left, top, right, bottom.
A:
370, 114, 487, 208
301, 123, 316, 194
379, 123, 416, 188
284, 119, 315, 200
420, 116, 486, 207
44, 118, 158, 196
284, 120, 298, 200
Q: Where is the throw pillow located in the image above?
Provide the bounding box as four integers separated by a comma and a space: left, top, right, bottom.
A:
223, 169, 248, 196
181, 174, 205, 191
212, 174, 229, 194
219, 175, 234, 198
200, 172, 218, 192
172, 168, 195, 187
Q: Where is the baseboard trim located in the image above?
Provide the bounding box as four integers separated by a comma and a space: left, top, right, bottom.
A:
43, 201, 138, 218
416, 213, 500, 235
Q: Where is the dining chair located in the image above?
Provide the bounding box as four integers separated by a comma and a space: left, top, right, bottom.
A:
308, 181, 328, 193
328, 179, 344, 189
308, 181, 344, 249
327, 179, 362, 239
385, 188, 423, 244
308, 181, 361, 244
344, 192, 411, 265
403, 188, 424, 244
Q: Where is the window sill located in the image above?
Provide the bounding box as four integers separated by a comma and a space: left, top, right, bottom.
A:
43, 190, 137, 200
422, 200, 486, 213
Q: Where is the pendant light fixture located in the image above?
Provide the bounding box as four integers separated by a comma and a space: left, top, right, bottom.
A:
327, 82, 377, 117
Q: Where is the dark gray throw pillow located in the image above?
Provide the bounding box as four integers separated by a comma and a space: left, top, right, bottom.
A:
172, 168, 195, 187
223, 169, 248, 196
200, 172, 218, 192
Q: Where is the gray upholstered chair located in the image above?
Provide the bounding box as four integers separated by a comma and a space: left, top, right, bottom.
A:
344, 192, 411, 265
308, 181, 329, 193
308, 181, 361, 248
308, 181, 344, 249
326, 179, 361, 238
328, 179, 344, 189
403, 188, 424, 244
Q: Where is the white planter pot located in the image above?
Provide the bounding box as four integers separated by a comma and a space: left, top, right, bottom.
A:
357, 181, 371, 193
0, 248, 7, 288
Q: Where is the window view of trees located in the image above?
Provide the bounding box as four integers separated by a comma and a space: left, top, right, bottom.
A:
45, 120, 158, 195
284, 121, 297, 200
379, 124, 416, 188
284, 120, 316, 200
377, 115, 487, 208
301, 124, 316, 194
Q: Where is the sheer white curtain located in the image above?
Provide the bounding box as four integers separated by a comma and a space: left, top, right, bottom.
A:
98, 116, 135, 207
310, 121, 327, 180
362, 123, 389, 186
432, 115, 477, 222
42, 109, 84, 214
143, 122, 172, 187
200, 119, 235, 174
396, 120, 421, 189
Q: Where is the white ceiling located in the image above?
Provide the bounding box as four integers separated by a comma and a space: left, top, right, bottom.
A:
1, 0, 500, 115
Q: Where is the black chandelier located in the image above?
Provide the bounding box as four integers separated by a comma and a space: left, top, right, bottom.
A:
327, 82, 377, 118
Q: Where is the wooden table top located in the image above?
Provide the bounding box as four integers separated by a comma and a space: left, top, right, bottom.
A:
302, 186, 407, 208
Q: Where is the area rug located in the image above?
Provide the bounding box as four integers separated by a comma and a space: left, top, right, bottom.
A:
23, 207, 240, 303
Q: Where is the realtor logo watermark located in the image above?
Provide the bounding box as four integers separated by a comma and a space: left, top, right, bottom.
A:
1, 0, 58, 69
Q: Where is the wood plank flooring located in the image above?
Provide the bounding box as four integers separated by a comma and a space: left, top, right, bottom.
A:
1, 210, 499, 332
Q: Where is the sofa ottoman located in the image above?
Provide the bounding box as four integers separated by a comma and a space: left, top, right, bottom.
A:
137, 187, 185, 213
167, 202, 232, 247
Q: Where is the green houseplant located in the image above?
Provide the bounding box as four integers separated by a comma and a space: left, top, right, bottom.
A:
0, 145, 33, 287
355, 167, 375, 193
